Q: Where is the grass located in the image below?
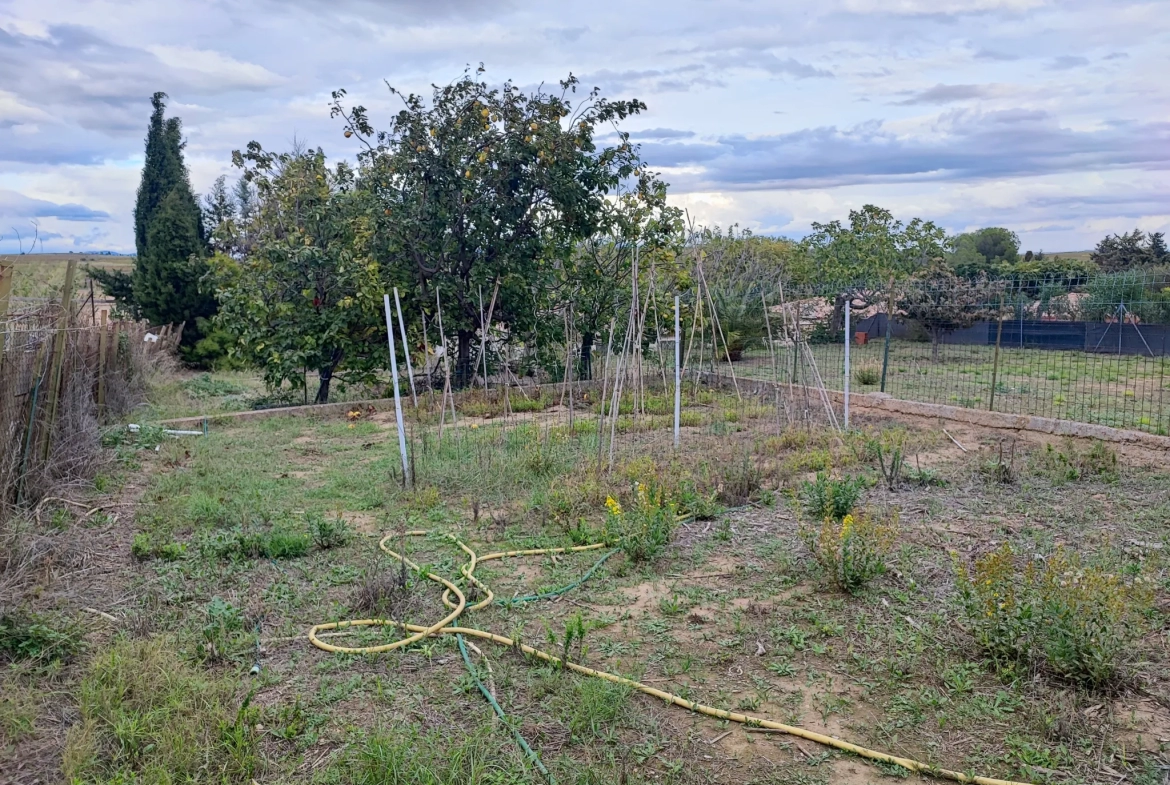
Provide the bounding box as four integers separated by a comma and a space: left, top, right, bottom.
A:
732, 338, 1170, 434
62, 636, 260, 784
5, 378, 1170, 784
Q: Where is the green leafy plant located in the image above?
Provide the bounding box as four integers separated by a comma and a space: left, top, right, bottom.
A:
1036, 439, 1118, 484
798, 472, 866, 522
602, 481, 677, 562
308, 512, 351, 550
980, 440, 1016, 484
0, 611, 82, 662
63, 637, 259, 783
956, 544, 1154, 687
711, 285, 767, 361
802, 509, 898, 594
854, 365, 880, 386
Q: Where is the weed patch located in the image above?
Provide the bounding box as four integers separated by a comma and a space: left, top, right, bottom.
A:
0, 610, 82, 662
798, 472, 866, 522
957, 544, 1154, 687
802, 509, 898, 594
63, 637, 259, 783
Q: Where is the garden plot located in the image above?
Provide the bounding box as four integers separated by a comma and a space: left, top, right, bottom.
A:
3, 388, 1169, 785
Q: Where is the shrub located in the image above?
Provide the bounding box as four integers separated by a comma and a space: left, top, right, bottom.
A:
956, 545, 1153, 687
1036, 439, 1118, 484
854, 365, 881, 386
131, 533, 186, 562
308, 512, 351, 550
980, 440, 1017, 484
198, 597, 250, 664
181, 373, 246, 399
798, 472, 865, 522
802, 509, 897, 594
197, 523, 310, 561
263, 527, 310, 559
672, 478, 719, 520
603, 482, 677, 562
717, 454, 762, 505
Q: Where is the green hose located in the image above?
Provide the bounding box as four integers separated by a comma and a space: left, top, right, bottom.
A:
457, 634, 555, 784
497, 549, 618, 608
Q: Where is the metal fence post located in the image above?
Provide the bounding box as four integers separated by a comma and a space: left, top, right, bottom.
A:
383, 294, 411, 488
880, 278, 893, 393
989, 296, 1005, 411
843, 299, 851, 429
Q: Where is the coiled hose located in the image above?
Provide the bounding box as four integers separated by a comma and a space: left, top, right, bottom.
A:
308, 531, 1032, 785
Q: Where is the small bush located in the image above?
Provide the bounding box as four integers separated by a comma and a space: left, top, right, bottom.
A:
802, 509, 897, 594
181, 373, 246, 399
347, 724, 527, 784
0, 610, 82, 662
131, 533, 185, 562
956, 545, 1153, 687
198, 597, 251, 664
717, 454, 762, 505
673, 478, 719, 520
308, 512, 351, 550
854, 365, 881, 386
1036, 439, 1118, 484
603, 482, 677, 562
798, 472, 866, 522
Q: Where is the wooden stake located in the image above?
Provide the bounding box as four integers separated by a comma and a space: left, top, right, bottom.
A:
97, 310, 108, 416
420, 311, 436, 408
43, 258, 77, 461
436, 289, 456, 439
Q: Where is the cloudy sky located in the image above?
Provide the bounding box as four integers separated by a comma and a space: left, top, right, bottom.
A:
1, 0, 1167, 255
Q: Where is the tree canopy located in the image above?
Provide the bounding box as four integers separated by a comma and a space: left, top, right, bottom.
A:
212, 149, 383, 403
949, 227, 1020, 277
330, 69, 663, 385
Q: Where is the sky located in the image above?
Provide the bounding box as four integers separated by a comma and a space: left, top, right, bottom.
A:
0, 0, 1167, 255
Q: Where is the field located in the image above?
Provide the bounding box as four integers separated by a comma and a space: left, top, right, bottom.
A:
0, 253, 134, 301
3, 375, 1169, 785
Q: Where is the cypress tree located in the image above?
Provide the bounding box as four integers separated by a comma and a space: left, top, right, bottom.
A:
93, 92, 216, 351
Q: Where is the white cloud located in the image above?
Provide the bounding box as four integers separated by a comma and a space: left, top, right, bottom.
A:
146, 46, 286, 91
0, 0, 1167, 253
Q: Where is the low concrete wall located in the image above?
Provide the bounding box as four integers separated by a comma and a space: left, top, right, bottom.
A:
161, 398, 401, 429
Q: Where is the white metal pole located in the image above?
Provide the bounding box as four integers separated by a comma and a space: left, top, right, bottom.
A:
673, 295, 681, 448
383, 294, 411, 486
393, 288, 417, 408
843, 298, 851, 430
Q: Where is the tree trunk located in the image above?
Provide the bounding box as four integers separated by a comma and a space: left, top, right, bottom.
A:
456, 329, 474, 388
315, 348, 343, 403
578, 331, 594, 381
830, 294, 847, 335
930, 331, 941, 363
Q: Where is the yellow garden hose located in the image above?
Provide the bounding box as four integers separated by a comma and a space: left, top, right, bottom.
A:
308, 531, 1033, 785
